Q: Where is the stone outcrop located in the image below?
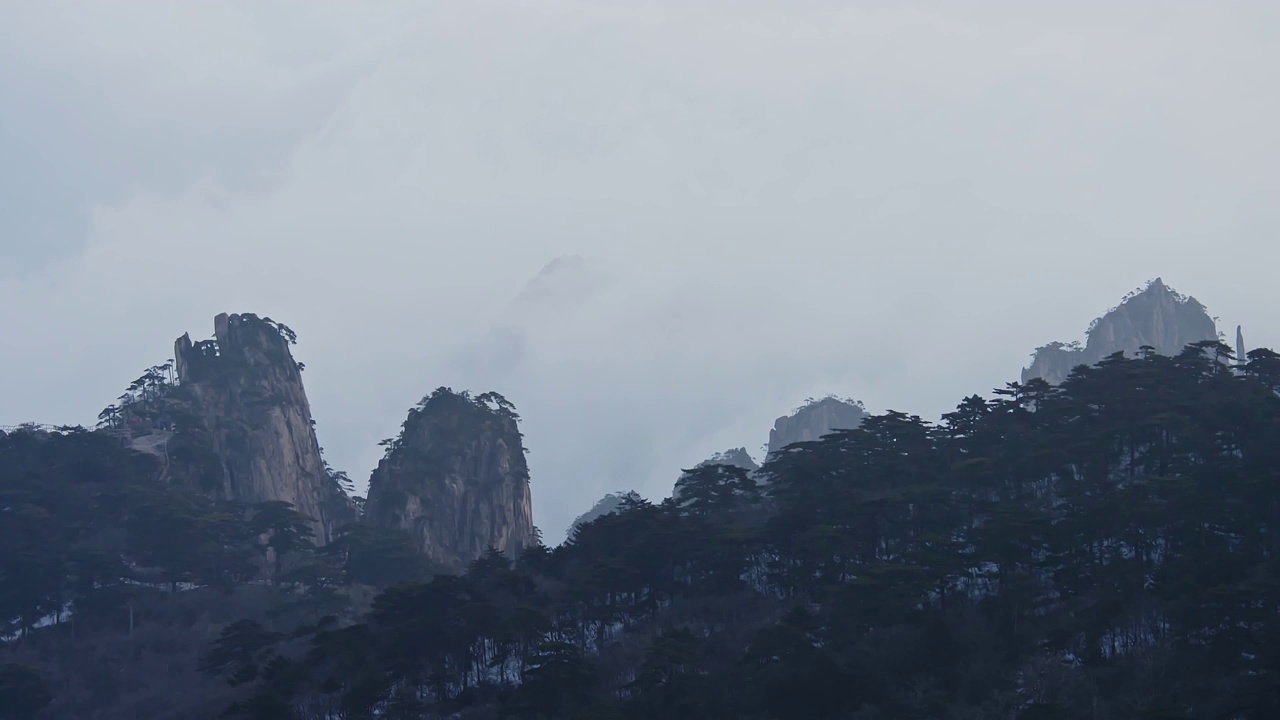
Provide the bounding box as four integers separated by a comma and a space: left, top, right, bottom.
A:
171, 313, 352, 543
766, 396, 866, 458
1022, 278, 1219, 385
363, 388, 535, 571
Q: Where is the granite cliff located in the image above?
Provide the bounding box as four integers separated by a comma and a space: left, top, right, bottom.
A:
766, 396, 867, 458
169, 312, 353, 543
1022, 278, 1219, 385
363, 388, 535, 571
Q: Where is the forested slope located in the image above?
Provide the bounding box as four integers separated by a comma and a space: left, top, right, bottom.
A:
5, 340, 1280, 719
213, 341, 1280, 719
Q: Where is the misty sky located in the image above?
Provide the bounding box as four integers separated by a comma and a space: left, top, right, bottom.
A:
3, 1, 1279, 543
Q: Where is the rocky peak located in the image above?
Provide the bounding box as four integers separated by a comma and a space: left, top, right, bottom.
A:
171, 312, 352, 543
673, 447, 761, 502
363, 388, 535, 572
512, 254, 602, 311
1022, 278, 1219, 385
567, 492, 628, 538
766, 396, 867, 458
699, 447, 761, 472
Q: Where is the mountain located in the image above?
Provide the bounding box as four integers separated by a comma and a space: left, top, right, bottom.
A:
9, 293, 1280, 719
1022, 277, 1219, 385
566, 492, 628, 538
362, 388, 535, 571
672, 447, 760, 502
766, 395, 866, 458
446, 254, 609, 380
698, 447, 760, 472
509, 254, 605, 314
168, 312, 353, 543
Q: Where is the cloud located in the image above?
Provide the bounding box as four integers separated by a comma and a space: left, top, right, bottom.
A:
3, 0, 1280, 541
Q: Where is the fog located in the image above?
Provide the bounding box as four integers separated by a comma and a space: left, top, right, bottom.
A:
3, 1, 1279, 541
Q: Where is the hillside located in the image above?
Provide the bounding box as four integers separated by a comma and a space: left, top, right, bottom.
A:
203, 340, 1280, 719
3, 289, 1279, 719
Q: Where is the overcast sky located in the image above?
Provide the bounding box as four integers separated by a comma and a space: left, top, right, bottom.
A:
3, 0, 1279, 542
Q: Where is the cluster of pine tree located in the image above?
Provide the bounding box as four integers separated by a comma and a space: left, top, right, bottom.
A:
0, 427, 427, 718
5, 339, 1280, 719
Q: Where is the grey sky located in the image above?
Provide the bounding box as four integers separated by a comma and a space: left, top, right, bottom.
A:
3, 1, 1279, 543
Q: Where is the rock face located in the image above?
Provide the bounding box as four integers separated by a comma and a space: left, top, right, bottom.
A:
767, 396, 866, 458
172, 313, 352, 543
363, 388, 535, 571
1022, 278, 1219, 385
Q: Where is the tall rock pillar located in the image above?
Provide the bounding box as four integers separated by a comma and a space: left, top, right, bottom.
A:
364, 389, 535, 572
173, 313, 352, 543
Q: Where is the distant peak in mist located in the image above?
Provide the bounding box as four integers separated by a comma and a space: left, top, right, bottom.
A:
511, 254, 608, 311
